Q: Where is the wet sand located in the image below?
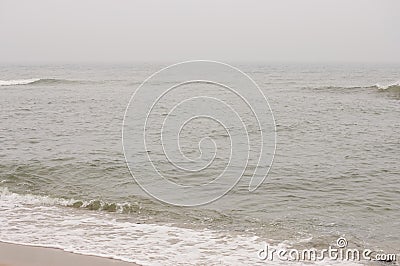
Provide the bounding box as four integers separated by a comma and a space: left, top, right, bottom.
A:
0, 242, 140, 266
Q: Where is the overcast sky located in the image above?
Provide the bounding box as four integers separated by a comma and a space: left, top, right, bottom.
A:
0, 0, 399, 63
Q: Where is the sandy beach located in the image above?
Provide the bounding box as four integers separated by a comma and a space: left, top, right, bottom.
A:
0, 242, 140, 266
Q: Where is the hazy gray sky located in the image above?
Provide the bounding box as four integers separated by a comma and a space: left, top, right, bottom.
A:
1, 0, 399, 63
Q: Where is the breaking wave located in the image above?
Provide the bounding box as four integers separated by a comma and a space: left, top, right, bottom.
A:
308, 81, 400, 92
374, 82, 400, 91
0, 187, 141, 214
0, 186, 281, 266
0, 78, 90, 86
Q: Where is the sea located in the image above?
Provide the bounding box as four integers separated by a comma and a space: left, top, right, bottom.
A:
0, 63, 399, 265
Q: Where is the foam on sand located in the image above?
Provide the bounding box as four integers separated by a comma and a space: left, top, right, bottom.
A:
0, 187, 365, 265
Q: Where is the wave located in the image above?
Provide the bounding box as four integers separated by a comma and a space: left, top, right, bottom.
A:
0, 78, 41, 86
373, 82, 400, 91
0, 186, 273, 265
0, 186, 237, 227
0, 78, 90, 86
0, 186, 363, 265
0, 187, 140, 213
308, 81, 400, 92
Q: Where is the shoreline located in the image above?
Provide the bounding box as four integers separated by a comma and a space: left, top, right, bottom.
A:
0, 242, 141, 266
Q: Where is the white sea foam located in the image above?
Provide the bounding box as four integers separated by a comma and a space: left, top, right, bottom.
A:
0, 188, 270, 265
0, 78, 40, 86
0, 188, 363, 265
374, 81, 400, 90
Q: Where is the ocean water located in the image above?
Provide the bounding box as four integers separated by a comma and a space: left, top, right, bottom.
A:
0, 63, 399, 265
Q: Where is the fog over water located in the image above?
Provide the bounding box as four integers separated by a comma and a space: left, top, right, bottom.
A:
0, 0, 399, 63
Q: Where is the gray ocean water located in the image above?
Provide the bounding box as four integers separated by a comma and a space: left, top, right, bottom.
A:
0, 63, 399, 265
